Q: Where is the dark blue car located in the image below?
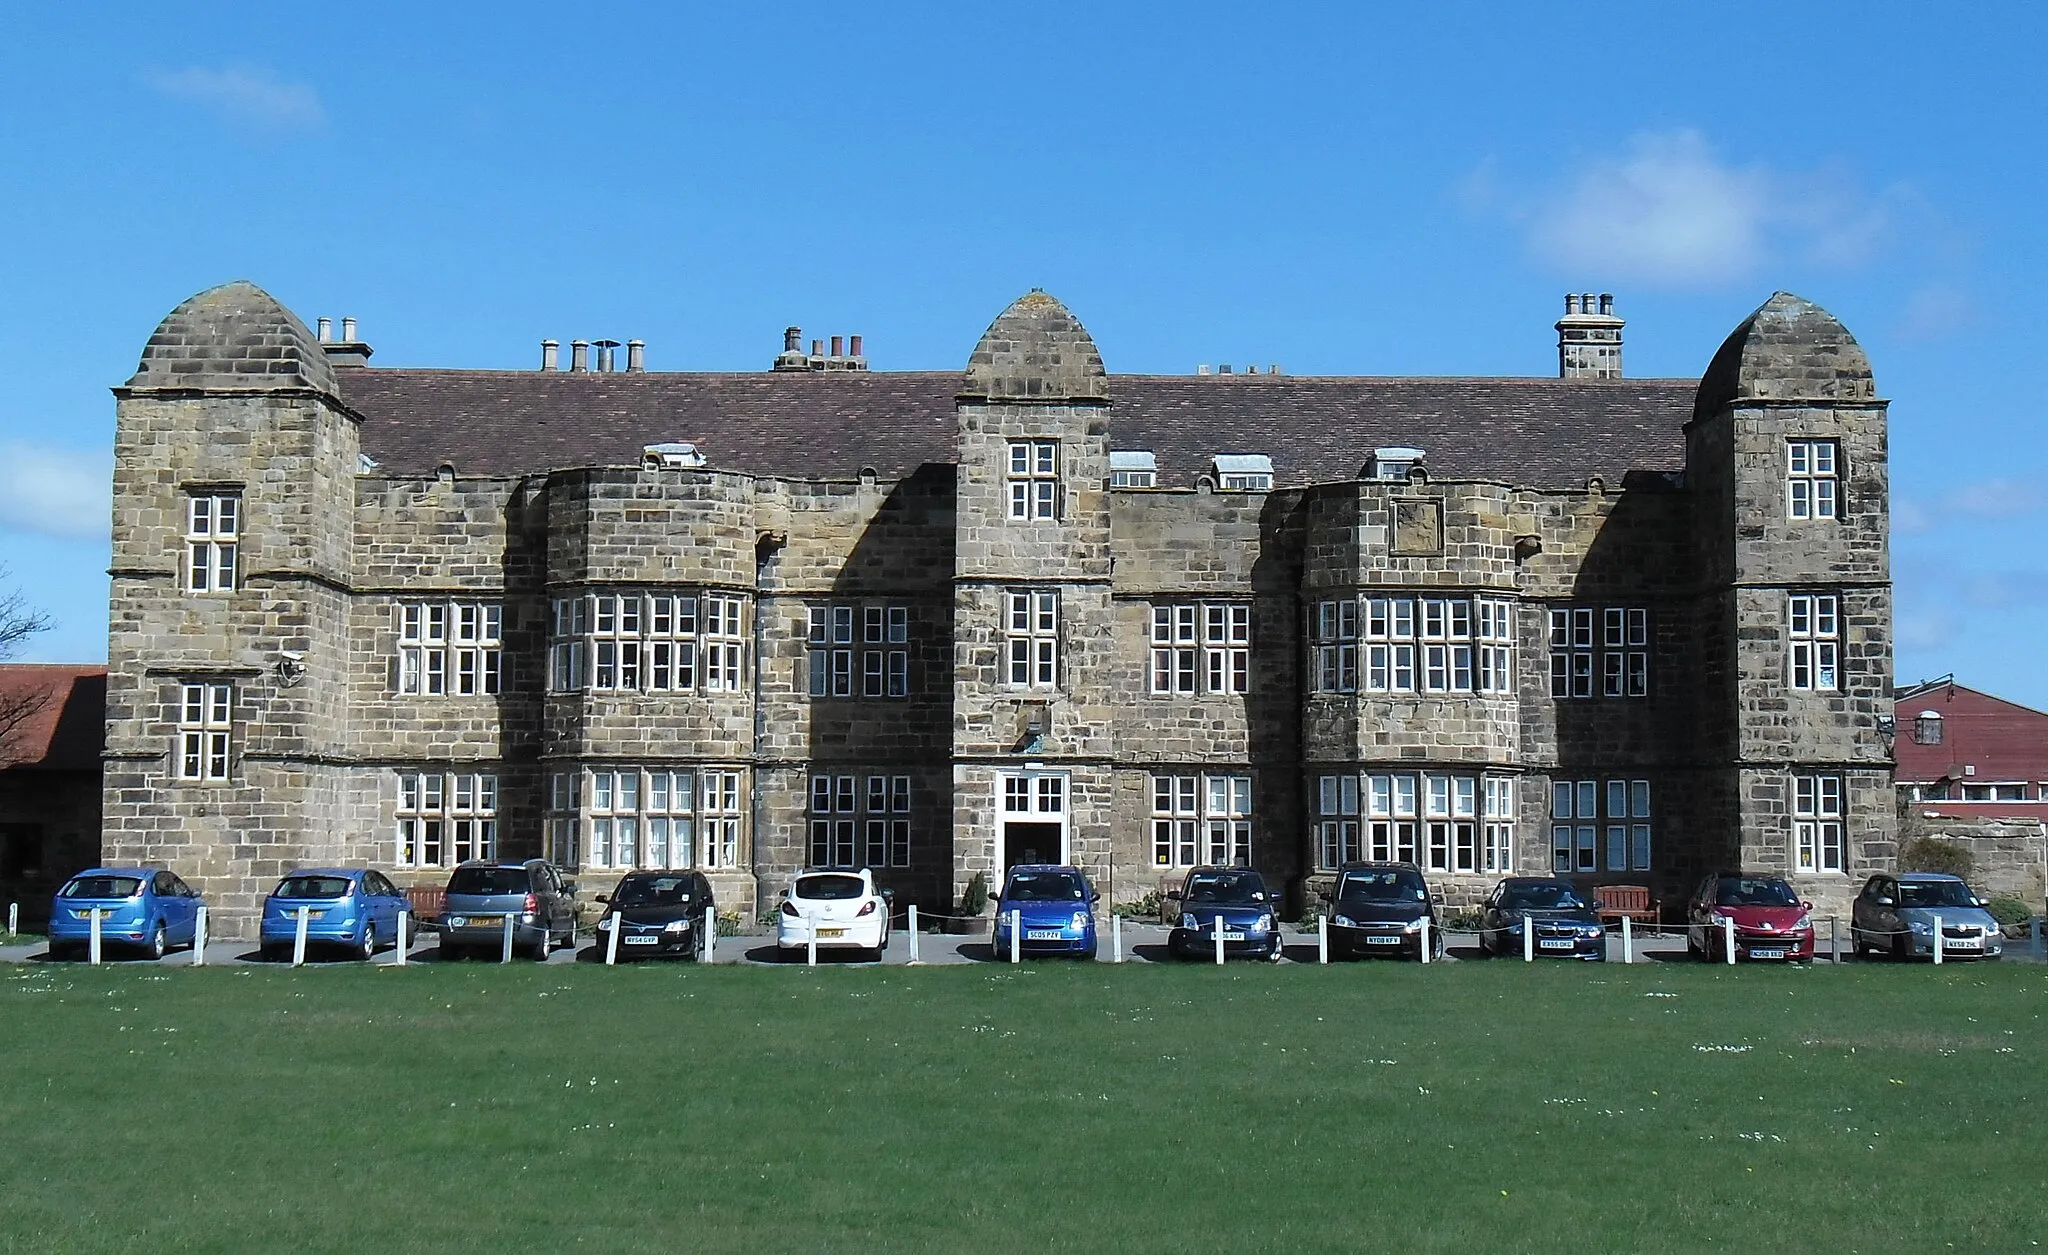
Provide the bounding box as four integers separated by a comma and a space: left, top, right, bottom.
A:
992, 865, 1098, 959
48, 868, 204, 961
260, 868, 411, 961
1167, 866, 1284, 961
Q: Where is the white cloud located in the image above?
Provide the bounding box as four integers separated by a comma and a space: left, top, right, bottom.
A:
1894, 283, 1976, 341
1891, 497, 1933, 535
1898, 478, 2048, 535
0, 444, 109, 540
144, 66, 326, 133
1479, 130, 1894, 288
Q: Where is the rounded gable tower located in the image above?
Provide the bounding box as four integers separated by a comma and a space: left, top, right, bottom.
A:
959, 289, 1108, 403
126, 280, 339, 396
1693, 291, 1875, 421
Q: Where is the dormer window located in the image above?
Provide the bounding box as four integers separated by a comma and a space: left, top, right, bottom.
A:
1212, 454, 1273, 492
1369, 447, 1426, 482
1912, 710, 1943, 745
1110, 450, 1157, 488
643, 442, 706, 469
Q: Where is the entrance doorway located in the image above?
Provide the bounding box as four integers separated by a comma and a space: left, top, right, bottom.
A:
997, 770, 1069, 870
1003, 822, 1063, 871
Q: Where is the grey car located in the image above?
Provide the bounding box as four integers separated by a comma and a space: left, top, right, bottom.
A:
1851, 872, 2003, 961
439, 860, 578, 960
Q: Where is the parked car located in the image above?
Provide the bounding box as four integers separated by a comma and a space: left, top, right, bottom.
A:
1478, 877, 1606, 960
1166, 866, 1283, 961
1851, 872, 2004, 961
1322, 862, 1443, 961
1685, 872, 1814, 962
777, 868, 891, 960
597, 870, 717, 960
439, 860, 578, 961
991, 865, 1098, 960
48, 868, 204, 961
259, 869, 410, 961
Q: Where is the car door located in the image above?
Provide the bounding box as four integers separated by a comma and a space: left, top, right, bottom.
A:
1851, 877, 1881, 941
364, 873, 396, 932
148, 872, 176, 939
170, 874, 201, 942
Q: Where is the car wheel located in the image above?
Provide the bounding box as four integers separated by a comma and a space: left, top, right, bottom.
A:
530, 932, 551, 962
147, 922, 168, 961
359, 923, 378, 961
440, 942, 466, 962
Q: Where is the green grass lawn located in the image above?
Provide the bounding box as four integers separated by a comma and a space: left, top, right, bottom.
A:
2, 960, 2043, 1254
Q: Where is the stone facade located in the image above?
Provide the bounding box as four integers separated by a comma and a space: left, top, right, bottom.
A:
103, 282, 1896, 934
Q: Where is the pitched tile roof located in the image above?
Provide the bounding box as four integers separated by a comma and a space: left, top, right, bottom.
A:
0, 665, 106, 773
338, 369, 1700, 491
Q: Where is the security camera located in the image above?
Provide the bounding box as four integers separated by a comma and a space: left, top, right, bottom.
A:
279, 650, 306, 663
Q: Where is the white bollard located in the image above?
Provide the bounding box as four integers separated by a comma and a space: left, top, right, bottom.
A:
704, 906, 716, 963
1933, 914, 1943, 965
807, 912, 818, 967
1419, 916, 1431, 964
1317, 914, 1328, 965
192, 907, 208, 966
7, 901, 16, 936
89, 908, 103, 965
1523, 912, 1534, 962
907, 905, 920, 965
293, 905, 310, 967
395, 911, 409, 966
1214, 915, 1225, 965
1111, 912, 1122, 964
1010, 909, 1021, 964
1723, 915, 1736, 965
1621, 915, 1632, 965
604, 914, 621, 966
500, 914, 515, 964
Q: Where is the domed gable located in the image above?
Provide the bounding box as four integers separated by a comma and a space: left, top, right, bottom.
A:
126, 280, 337, 396
960, 290, 1108, 403
1693, 291, 1874, 421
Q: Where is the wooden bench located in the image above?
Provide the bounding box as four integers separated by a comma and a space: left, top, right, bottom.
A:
406, 886, 446, 924
1596, 884, 1658, 930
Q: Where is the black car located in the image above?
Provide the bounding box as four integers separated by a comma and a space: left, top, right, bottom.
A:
1478, 877, 1606, 960
597, 870, 717, 959
1322, 862, 1443, 960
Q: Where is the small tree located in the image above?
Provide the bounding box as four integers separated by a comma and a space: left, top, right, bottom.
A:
1898, 835, 1975, 880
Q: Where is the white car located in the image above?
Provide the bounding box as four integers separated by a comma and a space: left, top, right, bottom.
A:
777, 869, 891, 959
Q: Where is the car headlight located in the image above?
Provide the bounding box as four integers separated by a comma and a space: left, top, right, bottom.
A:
1071, 912, 1091, 930
1181, 913, 1198, 930
598, 916, 616, 931
1403, 917, 1425, 933
1331, 914, 1355, 927
1256, 914, 1273, 931
664, 919, 688, 932
1909, 920, 1933, 935
1791, 914, 1812, 932
1710, 911, 1734, 924
1579, 925, 1604, 939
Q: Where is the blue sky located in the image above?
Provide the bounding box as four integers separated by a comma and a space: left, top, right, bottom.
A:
2, 2, 2042, 704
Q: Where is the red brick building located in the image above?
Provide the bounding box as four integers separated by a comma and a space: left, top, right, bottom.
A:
1895, 680, 2048, 822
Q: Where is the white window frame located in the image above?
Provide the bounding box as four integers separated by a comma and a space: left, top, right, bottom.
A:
1311, 599, 1358, 694
1550, 778, 1651, 872
1147, 773, 1250, 868
1006, 590, 1058, 688
1793, 774, 1845, 874
1150, 602, 1249, 696
809, 604, 909, 699
1007, 440, 1060, 520
550, 591, 745, 693
1787, 594, 1840, 691
175, 682, 233, 782
1315, 774, 1361, 869
807, 773, 911, 869
551, 766, 742, 871
1550, 606, 1647, 699
184, 492, 240, 594
396, 771, 498, 868
1787, 440, 1839, 520
399, 601, 503, 697
1476, 598, 1514, 694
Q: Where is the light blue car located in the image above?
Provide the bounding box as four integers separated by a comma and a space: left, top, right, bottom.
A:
260, 869, 410, 961
1851, 872, 2004, 961
48, 868, 204, 961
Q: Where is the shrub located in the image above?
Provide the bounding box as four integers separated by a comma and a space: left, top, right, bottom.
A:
1986, 895, 2036, 928
1114, 890, 1161, 920
1898, 836, 1975, 880
960, 871, 990, 917
716, 910, 746, 937
1444, 909, 1486, 932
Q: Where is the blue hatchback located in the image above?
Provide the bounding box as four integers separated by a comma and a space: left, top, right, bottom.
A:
992, 865, 1098, 959
49, 868, 204, 961
1167, 866, 1284, 961
260, 869, 411, 961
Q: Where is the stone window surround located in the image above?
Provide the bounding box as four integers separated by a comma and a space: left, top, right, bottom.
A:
183, 489, 240, 594
1548, 606, 1649, 699
1310, 594, 1514, 695
547, 765, 746, 872
1787, 593, 1840, 691
1150, 772, 1251, 868
1786, 439, 1840, 520
1314, 770, 1515, 873
807, 773, 912, 869
1792, 772, 1845, 874
174, 681, 233, 782
395, 770, 498, 868
806, 603, 910, 699
548, 589, 750, 694
1005, 589, 1059, 688
397, 601, 503, 697
1149, 601, 1250, 696
1550, 778, 1651, 873
1006, 439, 1061, 520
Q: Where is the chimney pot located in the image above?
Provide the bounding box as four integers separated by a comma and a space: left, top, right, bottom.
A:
626, 339, 645, 372
316, 316, 332, 342
830, 335, 843, 358
812, 340, 822, 357
850, 333, 864, 358
1598, 292, 1614, 315
341, 317, 357, 342
541, 339, 559, 371
784, 326, 802, 353
570, 340, 589, 372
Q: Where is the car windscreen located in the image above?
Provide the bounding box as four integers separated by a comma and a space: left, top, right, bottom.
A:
1897, 880, 1975, 909
1183, 872, 1264, 904
1336, 871, 1427, 903
615, 876, 697, 907
447, 867, 530, 896
1005, 872, 1086, 902
1499, 883, 1589, 911
794, 874, 866, 901
1715, 878, 1799, 907
273, 875, 352, 900
60, 875, 143, 899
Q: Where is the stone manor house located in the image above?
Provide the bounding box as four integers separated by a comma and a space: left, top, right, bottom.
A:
105, 282, 1896, 931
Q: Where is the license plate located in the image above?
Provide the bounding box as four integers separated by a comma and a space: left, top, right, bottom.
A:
73, 909, 94, 919
1218, 931, 1246, 942
1945, 938, 1980, 949
1539, 939, 1575, 950
1366, 935, 1401, 946
818, 928, 845, 938
1026, 929, 1063, 940
622, 936, 658, 946
1749, 948, 1785, 959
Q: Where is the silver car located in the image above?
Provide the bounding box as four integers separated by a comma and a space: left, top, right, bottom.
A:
1850, 872, 2003, 961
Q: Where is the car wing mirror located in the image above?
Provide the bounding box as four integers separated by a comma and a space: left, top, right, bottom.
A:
1875, 896, 1893, 907
779, 888, 790, 898
1090, 891, 1101, 903
1588, 898, 1604, 911
561, 880, 578, 895
1165, 889, 1182, 901
882, 888, 896, 901
1801, 900, 1814, 910
1974, 896, 1988, 907
595, 894, 609, 904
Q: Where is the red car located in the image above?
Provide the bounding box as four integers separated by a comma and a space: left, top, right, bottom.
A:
1685, 872, 1815, 962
